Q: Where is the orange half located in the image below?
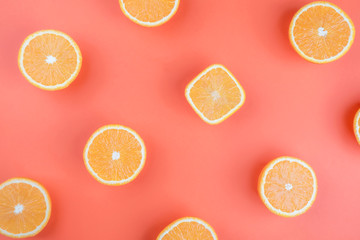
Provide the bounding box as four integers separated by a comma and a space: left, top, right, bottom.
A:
83, 125, 146, 186
119, 0, 180, 27
353, 109, 360, 145
157, 217, 218, 240
185, 64, 246, 125
289, 2, 355, 63
258, 157, 317, 217
18, 30, 82, 90
0, 178, 51, 238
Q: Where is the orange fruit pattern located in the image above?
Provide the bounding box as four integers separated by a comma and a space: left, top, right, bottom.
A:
157, 217, 218, 240
0, 178, 51, 238
258, 157, 317, 217
84, 125, 146, 185
119, 0, 180, 27
289, 2, 355, 63
185, 64, 246, 125
18, 30, 82, 90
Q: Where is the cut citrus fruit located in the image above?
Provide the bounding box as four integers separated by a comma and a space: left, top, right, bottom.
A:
0, 178, 51, 238
18, 30, 82, 90
353, 109, 360, 144
157, 217, 218, 240
289, 2, 355, 63
119, 0, 180, 27
84, 125, 146, 185
258, 157, 317, 217
185, 64, 246, 125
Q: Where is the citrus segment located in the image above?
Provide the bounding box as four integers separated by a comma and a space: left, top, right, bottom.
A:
84, 125, 146, 185
185, 64, 246, 125
0, 178, 51, 238
258, 157, 317, 217
289, 2, 355, 63
157, 217, 217, 240
18, 30, 82, 90
119, 0, 180, 27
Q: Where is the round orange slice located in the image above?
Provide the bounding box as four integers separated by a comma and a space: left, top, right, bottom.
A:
353, 109, 360, 144
18, 30, 82, 90
119, 0, 180, 27
289, 2, 355, 63
185, 64, 246, 125
157, 217, 218, 240
0, 178, 51, 238
83, 125, 146, 186
258, 156, 317, 217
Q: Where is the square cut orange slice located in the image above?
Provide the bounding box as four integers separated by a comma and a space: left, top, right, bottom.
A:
185, 64, 246, 125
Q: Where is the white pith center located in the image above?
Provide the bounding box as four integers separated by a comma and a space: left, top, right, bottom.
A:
112, 151, 120, 160
14, 204, 24, 214
318, 27, 328, 37
285, 183, 293, 191
211, 90, 221, 100
45, 55, 57, 64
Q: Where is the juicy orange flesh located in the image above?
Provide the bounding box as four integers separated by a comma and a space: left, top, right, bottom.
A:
161, 221, 214, 240
189, 67, 242, 121
23, 33, 78, 86
293, 5, 351, 60
0, 183, 47, 234
87, 129, 143, 181
122, 0, 176, 23
355, 115, 360, 138
264, 161, 314, 213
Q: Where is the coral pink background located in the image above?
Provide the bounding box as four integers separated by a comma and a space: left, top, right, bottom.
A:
1, 0, 360, 239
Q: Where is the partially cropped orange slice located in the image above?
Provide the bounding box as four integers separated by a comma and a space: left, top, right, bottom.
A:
84, 125, 146, 185
185, 64, 246, 125
18, 30, 82, 90
353, 109, 360, 144
0, 178, 51, 238
258, 157, 317, 217
289, 2, 355, 63
157, 217, 218, 240
119, 0, 180, 27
